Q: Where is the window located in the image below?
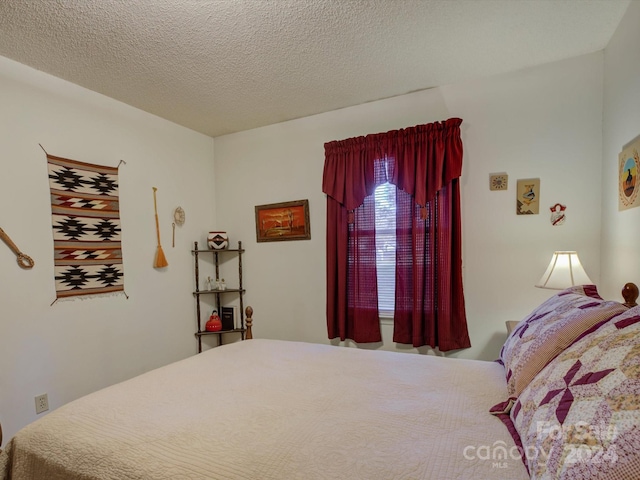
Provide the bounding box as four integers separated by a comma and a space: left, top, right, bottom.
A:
374, 182, 396, 317
323, 118, 470, 349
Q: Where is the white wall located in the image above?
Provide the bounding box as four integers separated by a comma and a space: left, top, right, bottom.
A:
4, 13, 632, 441
601, 0, 640, 298
214, 52, 605, 361
0, 56, 215, 441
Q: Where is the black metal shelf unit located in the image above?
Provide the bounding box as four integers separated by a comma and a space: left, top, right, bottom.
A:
192, 241, 245, 353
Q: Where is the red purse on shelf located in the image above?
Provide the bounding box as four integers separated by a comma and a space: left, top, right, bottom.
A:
205, 310, 223, 332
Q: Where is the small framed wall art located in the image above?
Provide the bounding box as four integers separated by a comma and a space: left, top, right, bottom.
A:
516, 178, 540, 215
619, 137, 640, 211
255, 199, 311, 242
489, 172, 508, 191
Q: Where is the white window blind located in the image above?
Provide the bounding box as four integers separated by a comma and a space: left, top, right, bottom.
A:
374, 182, 396, 317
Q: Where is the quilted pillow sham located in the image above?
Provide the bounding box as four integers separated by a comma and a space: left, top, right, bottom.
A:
500, 285, 627, 398
510, 305, 640, 479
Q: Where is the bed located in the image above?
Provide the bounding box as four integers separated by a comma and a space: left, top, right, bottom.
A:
2, 283, 640, 480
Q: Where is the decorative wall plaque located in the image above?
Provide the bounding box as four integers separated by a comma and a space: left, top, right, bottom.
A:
489, 173, 508, 191
516, 178, 540, 215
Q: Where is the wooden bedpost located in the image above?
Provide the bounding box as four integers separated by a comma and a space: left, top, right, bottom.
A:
245, 306, 253, 339
622, 282, 639, 308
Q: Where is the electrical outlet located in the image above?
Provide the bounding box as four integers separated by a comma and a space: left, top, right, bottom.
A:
35, 393, 49, 414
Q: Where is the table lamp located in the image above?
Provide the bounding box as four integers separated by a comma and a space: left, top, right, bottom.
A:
535, 251, 593, 289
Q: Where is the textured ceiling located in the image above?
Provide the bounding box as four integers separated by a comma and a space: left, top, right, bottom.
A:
0, 0, 631, 138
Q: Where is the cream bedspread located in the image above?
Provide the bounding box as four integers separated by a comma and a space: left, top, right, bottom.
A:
1, 340, 529, 479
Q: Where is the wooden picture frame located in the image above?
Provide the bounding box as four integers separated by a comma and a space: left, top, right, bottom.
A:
255, 199, 311, 242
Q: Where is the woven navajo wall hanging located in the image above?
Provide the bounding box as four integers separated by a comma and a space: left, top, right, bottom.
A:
46, 151, 126, 301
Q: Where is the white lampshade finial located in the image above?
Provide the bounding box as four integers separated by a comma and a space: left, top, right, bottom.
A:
535, 251, 593, 290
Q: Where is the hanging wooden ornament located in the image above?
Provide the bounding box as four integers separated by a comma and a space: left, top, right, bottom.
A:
0, 226, 34, 269
172, 206, 185, 248
152, 187, 169, 268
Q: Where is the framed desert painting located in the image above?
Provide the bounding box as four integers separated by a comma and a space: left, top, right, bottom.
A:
255, 199, 311, 242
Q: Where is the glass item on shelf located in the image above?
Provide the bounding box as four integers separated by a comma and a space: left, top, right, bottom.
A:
220, 278, 226, 290
207, 231, 229, 250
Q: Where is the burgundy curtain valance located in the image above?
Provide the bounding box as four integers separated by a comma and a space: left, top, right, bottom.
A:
322, 118, 463, 210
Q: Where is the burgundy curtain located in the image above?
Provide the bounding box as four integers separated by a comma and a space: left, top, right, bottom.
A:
324, 148, 387, 343
323, 118, 470, 350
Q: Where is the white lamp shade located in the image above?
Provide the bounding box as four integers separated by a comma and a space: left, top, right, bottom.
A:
535, 251, 593, 290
